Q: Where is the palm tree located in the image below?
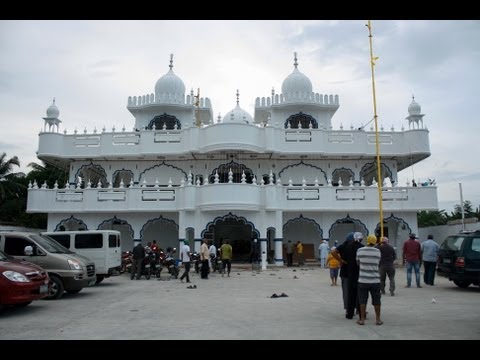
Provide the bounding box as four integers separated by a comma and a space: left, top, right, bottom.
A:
418, 209, 448, 227
26, 161, 68, 189
0, 152, 25, 201
451, 200, 475, 219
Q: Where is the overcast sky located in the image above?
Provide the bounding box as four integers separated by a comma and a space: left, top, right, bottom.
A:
1, 20, 479, 213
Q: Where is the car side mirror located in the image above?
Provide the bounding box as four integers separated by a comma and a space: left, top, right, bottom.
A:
24, 245, 34, 256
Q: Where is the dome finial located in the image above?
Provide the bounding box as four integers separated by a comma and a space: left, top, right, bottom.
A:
294, 52, 298, 68
412, 94, 415, 101
169, 53, 174, 70
236, 89, 240, 106
52, 97, 55, 105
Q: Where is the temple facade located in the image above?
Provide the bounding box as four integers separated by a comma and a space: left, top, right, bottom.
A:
27, 54, 438, 264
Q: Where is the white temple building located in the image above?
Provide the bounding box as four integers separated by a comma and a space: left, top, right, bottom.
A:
27, 53, 438, 264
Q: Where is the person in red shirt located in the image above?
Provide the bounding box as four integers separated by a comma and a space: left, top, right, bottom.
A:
402, 233, 422, 288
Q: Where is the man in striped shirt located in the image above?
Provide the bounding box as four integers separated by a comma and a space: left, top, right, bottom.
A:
356, 234, 383, 326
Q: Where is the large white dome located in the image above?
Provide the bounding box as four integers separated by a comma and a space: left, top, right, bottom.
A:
281, 53, 312, 95
223, 103, 254, 124
46, 99, 59, 118
408, 97, 422, 115
223, 90, 253, 124
154, 54, 186, 102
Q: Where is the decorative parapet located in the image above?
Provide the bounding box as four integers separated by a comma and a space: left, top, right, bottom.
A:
255, 93, 339, 108
127, 93, 212, 109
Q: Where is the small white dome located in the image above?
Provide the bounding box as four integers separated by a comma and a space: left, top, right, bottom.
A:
281, 52, 312, 95
46, 99, 59, 118
408, 98, 422, 115
154, 54, 186, 102
223, 104, 253, 124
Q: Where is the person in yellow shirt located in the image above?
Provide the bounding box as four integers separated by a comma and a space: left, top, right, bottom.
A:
326, 247, 341, 286
296, 241, 304, 266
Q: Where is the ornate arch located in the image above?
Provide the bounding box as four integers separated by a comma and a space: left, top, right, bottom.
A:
284, 112, 318, 129
283, 214, 323, 238
74, 162, 107, 188
209, 160, 254, 184
328, 214, 368, 239
97, 215, 134, 239
55, 215, 88, 231
138, 161, 187, 184
201, 212, 260, 239
139, 215, 178, 240
375, 213, 411, 236
112, 169, 134, 188
332, 167, 355, 186
359, 162, 393, 185
278, 161, 328, 184
148, 113, 181, 130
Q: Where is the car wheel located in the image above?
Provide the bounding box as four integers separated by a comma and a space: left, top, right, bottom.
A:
65, 288, 82, 294
46, 275, 64, 300
95, 275, 105, 284
453, 280, 471, 288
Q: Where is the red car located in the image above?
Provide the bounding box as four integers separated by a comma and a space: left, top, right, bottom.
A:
0, 249, 49, 308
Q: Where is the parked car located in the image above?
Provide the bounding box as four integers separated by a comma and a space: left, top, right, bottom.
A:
437, 230, 480, 288
43, 230, 122, 284
0, 231, 96, 299
0, 249, 50, 308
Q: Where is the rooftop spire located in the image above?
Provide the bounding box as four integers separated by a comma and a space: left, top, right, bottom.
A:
412, 94, 415, 101
169, 53, 174, 70
236, 89, 240, 106
294, 52, 298, 68
52, 97, 55, 105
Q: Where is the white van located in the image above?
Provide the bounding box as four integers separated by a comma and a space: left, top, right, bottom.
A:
43, 230, 121, 284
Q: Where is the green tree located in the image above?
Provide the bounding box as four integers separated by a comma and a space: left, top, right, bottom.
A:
0, 152, 25, 201
451, 200, 475, 220
418, 209, 448, 227
26, 161, 68, 189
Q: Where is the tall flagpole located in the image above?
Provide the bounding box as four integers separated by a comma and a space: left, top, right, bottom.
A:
366, 20, 384, 238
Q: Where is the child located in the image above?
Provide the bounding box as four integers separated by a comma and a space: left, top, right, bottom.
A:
326, 247, 341, 286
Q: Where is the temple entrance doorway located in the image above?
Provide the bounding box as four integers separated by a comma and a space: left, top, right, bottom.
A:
203, 214, 259, 263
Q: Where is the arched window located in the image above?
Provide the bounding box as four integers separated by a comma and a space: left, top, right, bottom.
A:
75, 163, 107, 188
209, 161, 254, 184
284, 112, 318, 129
359, 162, 392, 186
147, 113, 181, 130
332, 168, 354, 186
112, 169, 134, 188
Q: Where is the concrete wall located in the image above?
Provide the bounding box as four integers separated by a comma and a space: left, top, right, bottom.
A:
418, 220, 480, 245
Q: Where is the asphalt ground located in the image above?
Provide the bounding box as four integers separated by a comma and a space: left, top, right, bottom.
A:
0, 265, 479, 340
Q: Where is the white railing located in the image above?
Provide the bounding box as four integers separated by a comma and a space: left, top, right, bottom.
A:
27, 183, 438, 213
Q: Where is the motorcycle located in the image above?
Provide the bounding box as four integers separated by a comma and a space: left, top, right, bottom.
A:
190, 251, 201, 273
121, 250, 132, 273
160, 247, 180, 278
210, 252, 222, 273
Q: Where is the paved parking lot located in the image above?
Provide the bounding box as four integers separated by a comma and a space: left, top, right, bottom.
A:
1, 265, 479, 340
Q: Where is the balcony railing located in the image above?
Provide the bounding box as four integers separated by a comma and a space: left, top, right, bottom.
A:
27, 181, 438, 213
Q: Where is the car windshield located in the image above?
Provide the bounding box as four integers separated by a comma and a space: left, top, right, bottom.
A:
31, 234, 74, 254
440, 236, 465, 251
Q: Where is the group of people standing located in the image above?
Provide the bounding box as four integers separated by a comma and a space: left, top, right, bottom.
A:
329, 231, 440, 326
180, 238, 233, 282
331, 232, 384, 325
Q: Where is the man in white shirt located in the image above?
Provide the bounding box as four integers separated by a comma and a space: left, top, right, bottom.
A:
208, 241, 217, 272
179, 240, 191, 283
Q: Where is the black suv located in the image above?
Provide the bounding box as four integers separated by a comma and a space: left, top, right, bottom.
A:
437, 230, 480, 288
